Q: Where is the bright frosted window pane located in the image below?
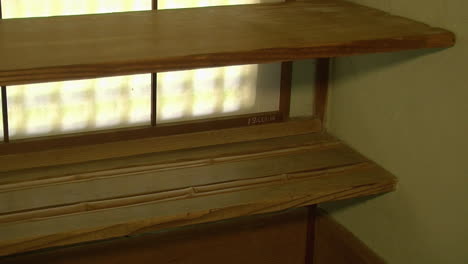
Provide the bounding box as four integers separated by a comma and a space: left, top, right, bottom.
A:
157, 64, 268, 123
1, 0, 151, 18
2, 0, 152, 139
158, 0, 279, 9
157, 0, 282, 123
8, 75, 151, 138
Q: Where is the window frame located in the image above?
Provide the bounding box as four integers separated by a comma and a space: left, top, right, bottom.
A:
0, 0, 291, 146
0, 0, 329, 171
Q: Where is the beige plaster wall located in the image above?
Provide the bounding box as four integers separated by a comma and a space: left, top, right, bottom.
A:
322, 0, 468, 263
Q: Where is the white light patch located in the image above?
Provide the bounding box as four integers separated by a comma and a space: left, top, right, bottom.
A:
223, 65, 244, 113
158, 71, 190, 120
158, 0, 270, 9
94, 76, 128, 127
1, 0, 152, 18
128, 74, 152, 123
60, 79, 94, 132
192, 68, 218, 116
19, 83, 60, 136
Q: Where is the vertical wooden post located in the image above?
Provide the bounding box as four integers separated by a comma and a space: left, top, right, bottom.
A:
151, 73, 157, 127
278, 1, 295, 121
1, 86, 9, 143
150, 0, 158, 127
314, 58, 330, 127
0, 0, 9, 143
305, 205, 317, 264
279, 62, 293, 121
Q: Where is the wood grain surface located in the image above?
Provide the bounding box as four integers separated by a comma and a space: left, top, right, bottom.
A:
0, 118, 320, 172
1, 208, 310, 264
0, 0, 454, 85
0, 137, 350, 215
0, 132, 397, 256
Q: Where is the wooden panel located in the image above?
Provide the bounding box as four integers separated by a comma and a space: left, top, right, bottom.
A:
305, 205, 317, 264
0, 140, 362, 215
0, 118, 321, 172
1, 208, 309, 264
0, 131, 333, 185
0, 0, 454, 85
0, 132, 397, 256
0, 164, 396, 256
314, 209, 387, 264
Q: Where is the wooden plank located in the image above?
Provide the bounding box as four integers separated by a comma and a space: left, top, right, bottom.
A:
0, 143, 363, 216
0, 132, 334, 185
0, 118, 321, 172
0, 162, 396, 256
305, 205, 317, 264
314, 209, 387, 264
0, 0, 454, 86
1, 208, 309, 264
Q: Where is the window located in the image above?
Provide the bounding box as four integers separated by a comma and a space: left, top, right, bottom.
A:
0, 0, 285, 145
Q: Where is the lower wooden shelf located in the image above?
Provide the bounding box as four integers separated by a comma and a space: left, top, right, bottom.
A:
0, 132, 396, 256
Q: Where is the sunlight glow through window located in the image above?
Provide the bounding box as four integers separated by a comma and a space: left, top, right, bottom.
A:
7, 75, 151, 138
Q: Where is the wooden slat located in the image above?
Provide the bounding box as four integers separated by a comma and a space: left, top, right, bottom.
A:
0, 164, 396, 256
0, 118, 320, 172
0, 132, 334, 185
0, 131, 397, 256
1, 208, 309, 264
0, 142, 362, 216
0, 0, 454, 86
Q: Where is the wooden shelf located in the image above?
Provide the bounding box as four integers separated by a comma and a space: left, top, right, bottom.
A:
0, 0, 454, 86
0, 132, 396, 256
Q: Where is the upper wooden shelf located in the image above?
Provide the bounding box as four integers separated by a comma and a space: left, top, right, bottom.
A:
0, 0, 454, 86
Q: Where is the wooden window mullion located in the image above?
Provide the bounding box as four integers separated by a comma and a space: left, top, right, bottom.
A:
1, 86, 9, 143
151, 0, 158, 127
314, 58, 330, 125
0, 1, 10, 143
0, 0, 295, 149
279, 61, 293, 121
